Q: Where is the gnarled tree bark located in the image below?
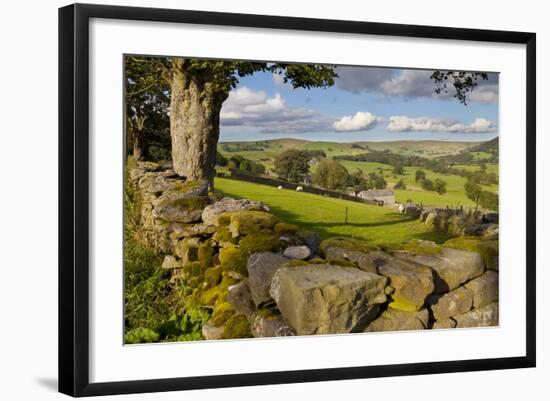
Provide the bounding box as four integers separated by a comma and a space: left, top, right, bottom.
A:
170, 59, 228, 187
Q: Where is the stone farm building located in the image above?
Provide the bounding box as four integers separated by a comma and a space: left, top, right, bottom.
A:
357, 189, 395, 206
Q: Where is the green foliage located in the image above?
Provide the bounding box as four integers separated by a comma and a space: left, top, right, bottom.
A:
415, 169, 426, 182
125, 56, 171, 160
154, 308, 212, 342
421, 179, 434, 191
274, 149, 311, 182
430, 71, 489, 105
394, 179, 407, 190
124, 328, 160, 344
393, 164, 405, 175
369, 173, 387, 190
479, 190, 499, 211
464, 179, 482, 207
222, 314, 252, 339
434, 178, 447, 195
313, 159, 350, 190
216, 151, 228, 166
124, 241, 171, 330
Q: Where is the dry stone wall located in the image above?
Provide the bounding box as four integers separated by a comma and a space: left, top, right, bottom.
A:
128, 162, 499, 340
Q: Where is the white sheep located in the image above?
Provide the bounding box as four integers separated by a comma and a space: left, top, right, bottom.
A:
296, 186, 303, 192
277, 185, 283, 190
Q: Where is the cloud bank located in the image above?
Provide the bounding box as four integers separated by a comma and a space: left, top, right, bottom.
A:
387, 116, 497, 133
335, 67, 499, 103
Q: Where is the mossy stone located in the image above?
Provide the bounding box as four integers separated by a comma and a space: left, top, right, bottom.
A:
402, 239, 442, 255
223, 314, 252, 339
320, 237, 378, 256
443, 236, 498, 270
210, 302, 236, 327
330, 259, 359, 268
198, 239, 215, 267
228, 211, 279, 237
200, 277, 239, 306
280, 259, 309, 268
274, 222, 299, 235
388, 298, 420, 313
219, 246, 248, 277
204, 266, 223, 288
239, 232, 283, 254
213, 226, 238, 244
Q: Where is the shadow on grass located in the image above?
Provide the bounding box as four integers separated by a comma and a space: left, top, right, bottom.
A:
218, 187, 445, 243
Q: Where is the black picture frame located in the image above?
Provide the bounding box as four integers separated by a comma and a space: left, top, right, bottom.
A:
58, 3, 536, 397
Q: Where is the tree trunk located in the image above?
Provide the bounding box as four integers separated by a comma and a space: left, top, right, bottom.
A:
132, 129, 145, 160
170, 59, 227, 188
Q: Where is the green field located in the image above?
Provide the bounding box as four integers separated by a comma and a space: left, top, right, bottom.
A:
215, 177, 449, 245
217, 138, 498, 209
336, 160, 498, 208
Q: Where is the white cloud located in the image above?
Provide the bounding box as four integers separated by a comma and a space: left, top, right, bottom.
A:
333, 111, 382, 132
386, 116, 497, 133
220, 86, 331, 133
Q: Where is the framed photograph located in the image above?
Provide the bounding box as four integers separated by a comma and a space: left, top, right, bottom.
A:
58, 3, 536, 397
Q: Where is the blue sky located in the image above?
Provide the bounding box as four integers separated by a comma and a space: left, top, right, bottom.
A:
219, 65, 499, 143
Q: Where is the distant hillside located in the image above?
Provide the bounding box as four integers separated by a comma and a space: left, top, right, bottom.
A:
467, 137, 499, 154
219, 138, 481, 159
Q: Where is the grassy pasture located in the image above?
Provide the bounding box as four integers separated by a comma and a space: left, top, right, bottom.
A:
215, 177, 449, 245
338, 160, 498, 208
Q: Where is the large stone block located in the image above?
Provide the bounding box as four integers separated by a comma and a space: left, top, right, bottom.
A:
430, 286, 473, 320
365, 307, 429, 332
250, 314, 296, 338
324, 247, 378, 273
152, 195, 209, 223
464, 270, 499, 308
454, 302, 499, 328
227, 280, 256, 318
202, 198, 269, 226
270, 264, 387, 335
399, 247, 484, 293
378, 256, 434, 311
247, 252, 291, 306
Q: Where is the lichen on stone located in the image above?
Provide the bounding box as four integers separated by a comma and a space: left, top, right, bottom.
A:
203, 266, 223, 288
222, 314, 252, 339
219, 245, 248, 277
239, 232, 283, 254
198, 239, 215, 267
443, 236, 498, 270
401, 239, 442, 255
227, 210, 279, 237
210, 302, 236, 327
274, 222, 299, 235
319, 237, 378, 256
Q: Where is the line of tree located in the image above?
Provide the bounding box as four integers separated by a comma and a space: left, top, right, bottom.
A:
218, 154, 266, 176
335, 151, 498, 185
464, 179, 499, 211
414, 169, 447, 194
